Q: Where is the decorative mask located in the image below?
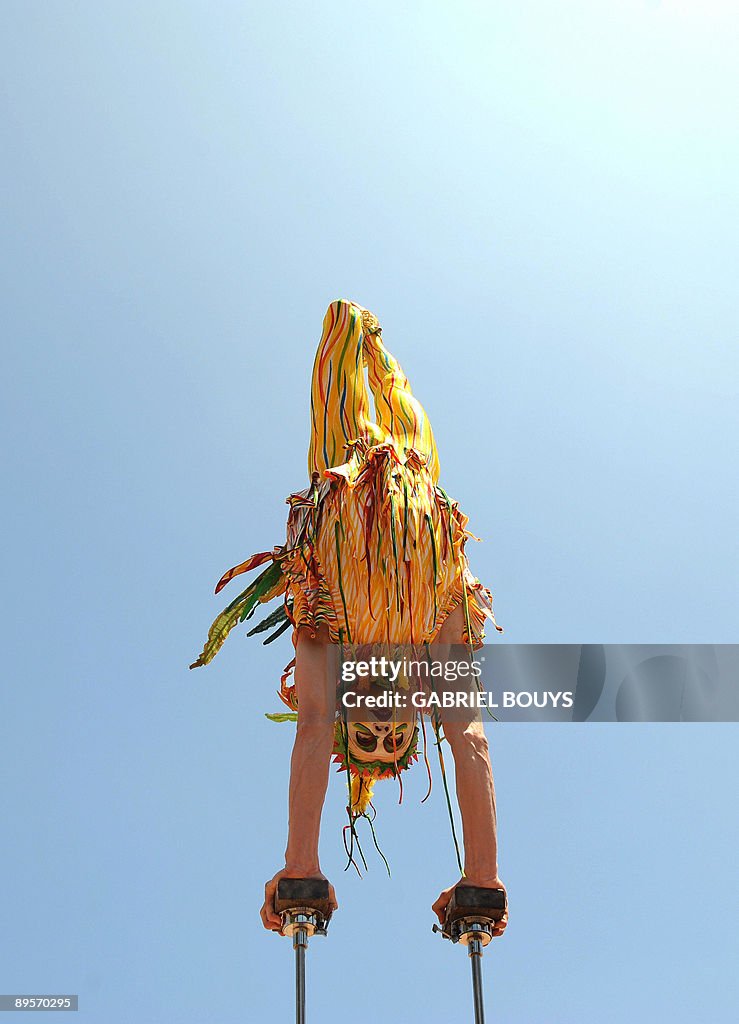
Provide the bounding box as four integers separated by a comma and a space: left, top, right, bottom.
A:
346, 715, 416, 765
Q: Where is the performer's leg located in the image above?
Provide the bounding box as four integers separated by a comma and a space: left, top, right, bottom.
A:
362, 320, 440, 481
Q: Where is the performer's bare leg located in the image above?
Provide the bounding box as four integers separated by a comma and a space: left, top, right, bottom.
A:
260, 624, 338, 932
431, 605, 508, 936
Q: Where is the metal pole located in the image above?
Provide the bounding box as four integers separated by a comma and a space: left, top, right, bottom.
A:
468, 937, 486, 1024
294, 926, 308, 1024
435, 886, 504, 1024
276, 879, 333, 1024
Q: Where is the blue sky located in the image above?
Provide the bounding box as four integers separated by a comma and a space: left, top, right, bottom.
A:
1, 2, 737, 1021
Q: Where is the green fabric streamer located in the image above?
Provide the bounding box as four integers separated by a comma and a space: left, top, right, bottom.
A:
246, 602, 290, 637
190, 560, 284, 669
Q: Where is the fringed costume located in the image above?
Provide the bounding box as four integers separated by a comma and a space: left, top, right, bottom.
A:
191, 299, 501, 866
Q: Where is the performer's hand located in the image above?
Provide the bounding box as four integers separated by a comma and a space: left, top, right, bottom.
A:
432, 878, 508, 937
260, 868, 339, 934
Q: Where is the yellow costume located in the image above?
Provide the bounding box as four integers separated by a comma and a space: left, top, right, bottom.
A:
290, 299, 497, 648
191, 299, 501, 834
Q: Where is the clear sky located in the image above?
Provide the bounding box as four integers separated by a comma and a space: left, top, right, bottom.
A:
1, 2, 737, 1021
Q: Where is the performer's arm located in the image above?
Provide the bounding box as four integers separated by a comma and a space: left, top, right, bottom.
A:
260, 625, 338, 931
444, 718, 500, 885
431, 605, 508, 935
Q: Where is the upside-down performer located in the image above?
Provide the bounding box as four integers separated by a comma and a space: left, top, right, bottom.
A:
191, 299, 508, 936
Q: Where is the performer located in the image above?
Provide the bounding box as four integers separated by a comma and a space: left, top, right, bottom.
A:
191, 300, 507, 937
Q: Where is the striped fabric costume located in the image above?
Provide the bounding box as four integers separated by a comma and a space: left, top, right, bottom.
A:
191, 299, 501, 836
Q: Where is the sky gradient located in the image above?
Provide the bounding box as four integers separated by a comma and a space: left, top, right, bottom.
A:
1, 2, 737, 1021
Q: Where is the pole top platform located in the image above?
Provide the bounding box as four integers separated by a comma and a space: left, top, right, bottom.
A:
275, 878, 334, 915
446, 884, 507, 923
436, 884, 507, 947
275, 878, 334, 937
